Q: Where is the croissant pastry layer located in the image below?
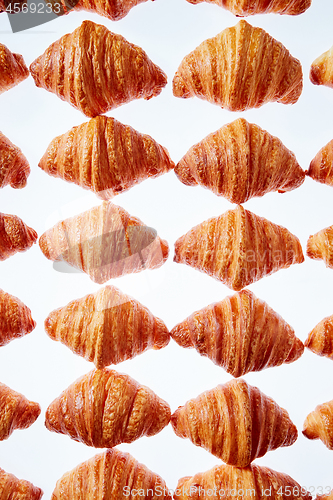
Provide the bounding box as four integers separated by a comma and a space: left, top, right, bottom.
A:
305, 314, 333, 359
58, 0, 150, 20
185, 0, 312, 16
0, 467, 43, 500
0, 212, 38, 261
307, 225, 333, 269
303, 399, 333, 449
0, 289, 36, 347
307, 139, 333, 187
0, 43, 29, 94
310, 45, 333, 88
0, 132, 30, 189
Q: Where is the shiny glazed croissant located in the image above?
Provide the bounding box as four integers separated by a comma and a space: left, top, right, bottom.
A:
307, 225, 333, 268
185, 0, 311, 16
174, 205, 304, 291
39, 201, 169, 284
303, 399, 333, 449
0, 289, 36, 347
51, 448, 171, 500
305, 314, 333, 359
173, 20, 303, 111
45, 285, 170, 368
39, 115, 174, 200
45, 368, 171, 447
0, 212, 38, 261
310, 46, 333, 88
171, 289, 304, 377
307, 139, 333, 186
58, 0, 151, 20
175, 118, 305, 203
0, 132, 30, 189
0, 43, 29, 94
171, 378, 297, 466
30, 20, 167, 118
0, 382, 40, 440
0, 468, 43, 500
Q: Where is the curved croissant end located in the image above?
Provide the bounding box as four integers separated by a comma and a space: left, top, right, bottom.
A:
0, 132, 30, 189
185, 0, 311, 16
307, 225, 333, 268
0, 289, 36, 347
305, 314, 333, 359
310, 46, 333, 88
0, 212, 38, 261
303, 399, 333, 449
0, 43, 29, 95
0, 468, 43, 500
307, 139, 333, 187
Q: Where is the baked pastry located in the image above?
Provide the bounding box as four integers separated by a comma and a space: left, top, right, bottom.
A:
51, 448, 171, 500
0, 382, 40, 440
30, 20, 167, 118
51, 0, 152, 20
185, 0, 311, 15
175, 118, 305, 203
174, 463, 311, 500
45, 368, 171, 447
310, 46, 333, 88
0, 289, 36, 347
0, 132, 30, 189
307, 224, 333, 268
45, 285, 170, 368
39, 201, 169, 284
305, 314, 333, 359
171, 289, 304, 377
39, 115, 174, 200
174, 205, 304, 291
0, 43, 29, 94
171, 378, 297, 466
0, 467, 43, 500
307, 139, 333, 186
173, 20, 303, 111
303, 399, 333, 449
0, 212, 37, 261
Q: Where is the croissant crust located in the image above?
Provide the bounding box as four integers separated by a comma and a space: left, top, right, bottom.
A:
186, 0, 312, 16
0, 43, 29, 94
303, 399, 333, 450
307, 225, 333, 269
64, 0, 150, 20
307, 139, 333, 187
0, 289, 36, 347
0, 468, 43, 500
310, 46, 333, 88
305, 314, 333, 359
0, 212, 38, 261
0, 132, 30, 189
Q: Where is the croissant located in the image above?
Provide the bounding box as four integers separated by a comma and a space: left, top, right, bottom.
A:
184, 0, 311, 15
0, 289, 36, 347
51, 0, 151, 20
310, 45, 333, 88
39, 201, 169, 284
303, 399, 333, 449
45, 368, 171, 448
0, 212, 38, 261
174, 205, 304, 291
45, 285, 169, 368
175, 118, 305, 204
307, 224, 333, 269
0, 43, 29, 95
171, 377, 297, 466
305, 314, 333, 359
171, 289, 304, 377
173, 20, 303, 112
0, 382, 40, 440
51, 448, 171, 500
39, 115, 174, 200
307, 139, 333, 186
0, 468, 43, 500
30, 20, 167, 118
0, 132, 30, 189
174, 463, 311, 500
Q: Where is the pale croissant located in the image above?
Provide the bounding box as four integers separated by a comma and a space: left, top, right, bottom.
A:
184, 0, 311, 16
307, 139, 333, 187
52, 0, 151, 20
39, 201, 169, 284
39, 115, 174, 200
305, 314, 333, 359
307, 225, 333, 269
51, 448, 171, 500
30, 20, 167, 118
0, 468, 43, 500
45, 368, 171, 448
171, 289, 304, 377
0, 132, 30, 189
171, 378, 297, 467
173, 20, 303, 112
0, 212, 38, 261
0, 382, 40, 440
174, 205, 304, 291
0, 289, 36, 347
310, 45, 333, 88
175, 118, 305, 203
0, 43, 29, 94
45, 285, 169, 368
303, 399, 333, 449
174, 463, 311, 500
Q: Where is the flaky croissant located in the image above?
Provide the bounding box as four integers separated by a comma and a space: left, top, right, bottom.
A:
30, 20, 167, 118
175, 118, 305, 204
310, 45, 333, 88
45, 285, 169, 368
303, 399, 333, 449
185, 0, 311, 15
307, 224, 333, 269
51, 448, 171, 500
39, 115, 174, 200
174, 205, 304, 291
0, 43, 29, 95
305, 314, 333, 359
0, 382, 40, 440
52, 0, 151, 20
173, 20, 303, 112
0, 468, 43, 500
171, 378, 297, 466
307, 139, 333, 186
0, 132, 30, 189
0, 289, 36, 347
171, 289, 303, 377
45, 368, 171, 448
0, 212, 38, 261
39, 201, 169, 284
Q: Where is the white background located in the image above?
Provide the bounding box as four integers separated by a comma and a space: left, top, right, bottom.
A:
0, 0, 333, 497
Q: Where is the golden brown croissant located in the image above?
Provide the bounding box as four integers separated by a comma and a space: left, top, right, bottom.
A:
303, 399, 333, 449
45, 368, 171, 448
173, 20, 303, 112
0, 212, 38, 261
45, 285, 169, 368
0, 132, 30, 189
51, 448, 171, 500
51, 0, 151, 20
171, 289, 304, 377
185, 0, 311, 15
307, 224, 333, 269
0, 43, 29, 95
39, 201, 168, 284
0, 382, 40, 440
39, 115, 174, 200
0, 289, 36, 347
174, 463, 311, 500
30, 20, 167, 118
305, 314, 333, 359
307, 139, 333, 186
310, 45, 333, 88
174, 205, 304, 291
175, 118, 305, 203
0, 467, 43, 500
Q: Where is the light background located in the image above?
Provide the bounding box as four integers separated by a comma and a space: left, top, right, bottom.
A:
0, 0, 333, 497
